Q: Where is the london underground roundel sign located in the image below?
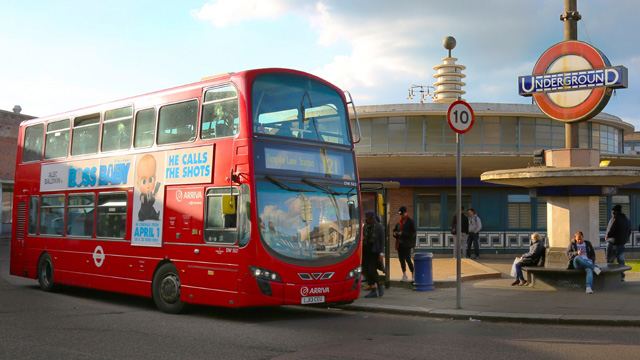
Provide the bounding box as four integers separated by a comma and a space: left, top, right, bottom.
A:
518, 41, 628, 123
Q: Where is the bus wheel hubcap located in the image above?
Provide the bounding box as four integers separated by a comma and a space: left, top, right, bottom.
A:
160, 274, 180, 304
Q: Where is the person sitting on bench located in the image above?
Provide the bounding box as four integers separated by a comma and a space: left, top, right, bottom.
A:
566, 230, 602, 294
511, 232, 545, 286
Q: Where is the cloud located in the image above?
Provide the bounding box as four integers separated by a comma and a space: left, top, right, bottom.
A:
192, 0, 291, 28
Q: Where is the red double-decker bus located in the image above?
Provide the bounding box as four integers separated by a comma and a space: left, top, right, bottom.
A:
10, 68, 363, 313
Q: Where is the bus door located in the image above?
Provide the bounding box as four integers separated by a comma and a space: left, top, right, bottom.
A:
165, 186, 240, 298
359, 182, 389, 287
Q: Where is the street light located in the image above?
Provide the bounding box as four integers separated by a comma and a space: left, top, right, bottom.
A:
407, 85, 436, 103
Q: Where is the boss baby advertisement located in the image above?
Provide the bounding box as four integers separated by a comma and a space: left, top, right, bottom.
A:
131, 145, 213, 247
132, 153, 165, 247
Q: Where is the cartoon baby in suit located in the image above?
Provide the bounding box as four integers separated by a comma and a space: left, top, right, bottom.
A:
137, 154, 161, 221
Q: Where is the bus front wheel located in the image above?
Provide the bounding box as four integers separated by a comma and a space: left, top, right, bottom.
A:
37, 253, 57, 292
152, 263, 186, 314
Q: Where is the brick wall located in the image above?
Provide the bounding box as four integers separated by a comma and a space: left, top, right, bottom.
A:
0, 109, 36, 181
386, 187, 415, 229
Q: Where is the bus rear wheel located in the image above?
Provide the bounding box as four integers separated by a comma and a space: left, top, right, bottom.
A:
152, 263, 186, 314
37, 253, 57, 292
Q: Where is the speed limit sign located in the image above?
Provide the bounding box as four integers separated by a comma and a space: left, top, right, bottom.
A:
447, 100, 474, 134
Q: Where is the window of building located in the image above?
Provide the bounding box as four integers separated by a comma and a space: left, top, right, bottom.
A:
44, 119, 70, 159
40, 195, 65, 235
446, 194, 471, 229
416, 194, 441, 228
28, 196, 38, 235
71, 114, 100, 156
96, 192, 127, 238
66, 193, 95, 237
536, 197, 547, 230
102, 106, 133, 152
508, 194, 531, 229
599, 197, 607, 229
23, 124, 44, 162
204, 187, 239, 244
134, 108, 156, 148
157, 100, 198, 145
201, 85, 239, 139
2, 183, 13, 234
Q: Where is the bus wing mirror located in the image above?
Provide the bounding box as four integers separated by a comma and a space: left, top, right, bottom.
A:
222, 195, 236, 215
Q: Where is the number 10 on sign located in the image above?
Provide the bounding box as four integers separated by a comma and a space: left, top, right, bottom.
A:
447, 100, 474, 134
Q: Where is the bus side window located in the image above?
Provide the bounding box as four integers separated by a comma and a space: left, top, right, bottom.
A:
96, 192, 127, 239
158, 100, 198, 145
40, 195, 65, 235
28, 196, 39, 234
44, 119, 70, 160
102, 106, 133, 152
71, 113, 100, 156
66, 193, 95, 237
23, 124, 44, 163
134, 108, 156, 148
204, 188, 238, 244
201, 85, 238, 140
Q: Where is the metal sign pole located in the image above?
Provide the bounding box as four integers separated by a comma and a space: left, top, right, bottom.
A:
456, 132, 462, 309
447, 99, 473, 310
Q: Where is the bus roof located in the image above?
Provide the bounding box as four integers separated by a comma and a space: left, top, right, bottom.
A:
19, 67, 333, 127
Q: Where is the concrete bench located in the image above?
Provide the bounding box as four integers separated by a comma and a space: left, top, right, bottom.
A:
523, 264, 631, 291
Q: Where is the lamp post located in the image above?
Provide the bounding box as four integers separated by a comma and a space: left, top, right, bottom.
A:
407, 85, 436, 103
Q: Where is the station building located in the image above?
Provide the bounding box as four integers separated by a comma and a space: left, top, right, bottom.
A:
350, 48, 639, 255
351, 102, 640, 255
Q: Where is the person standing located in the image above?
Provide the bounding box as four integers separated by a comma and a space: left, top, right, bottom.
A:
605, 204, 631, 282
362, 211, 385, 298
451, 206, 468, 258
393, 206, 416, 281
566, 231, 602, 294
467, 208, 482, 260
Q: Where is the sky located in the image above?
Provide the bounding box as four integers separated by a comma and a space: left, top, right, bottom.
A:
1, 0, 639, 129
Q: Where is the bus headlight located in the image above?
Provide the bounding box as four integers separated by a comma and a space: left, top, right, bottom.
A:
249, 266, 282, 282
345, 265, 362, 280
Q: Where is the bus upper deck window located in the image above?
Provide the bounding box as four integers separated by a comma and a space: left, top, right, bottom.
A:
23, 124, 44, 162
201, 85, 238, 140
102, 106, 133, 152
71, 113, 100, 156
158, 100, 198, 145
134, 108, 156, 148
44, 119, 70, 160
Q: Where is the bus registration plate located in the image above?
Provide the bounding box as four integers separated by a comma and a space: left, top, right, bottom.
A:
301, 296, 325, 304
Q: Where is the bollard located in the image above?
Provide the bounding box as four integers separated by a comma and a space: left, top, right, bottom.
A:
413, 251, 434, 291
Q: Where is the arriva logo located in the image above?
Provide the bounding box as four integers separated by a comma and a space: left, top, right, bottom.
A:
176, 189, 203, 202
300, 287, 330, 296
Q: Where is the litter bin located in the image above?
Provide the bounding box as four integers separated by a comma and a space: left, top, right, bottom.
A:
413, 251, 434, 291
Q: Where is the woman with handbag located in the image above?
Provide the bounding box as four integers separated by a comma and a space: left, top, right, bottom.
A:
511, 233, 545, 286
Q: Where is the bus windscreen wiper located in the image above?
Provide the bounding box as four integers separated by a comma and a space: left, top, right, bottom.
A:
265, 175, 314, 193
301, 178, 350, 196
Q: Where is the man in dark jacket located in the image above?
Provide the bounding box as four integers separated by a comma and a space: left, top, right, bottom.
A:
362, 210, 385, 298
605, 204, 631, 281
566, 231, 602, 294
393, 206, 416, 282
451, 206, 469, 258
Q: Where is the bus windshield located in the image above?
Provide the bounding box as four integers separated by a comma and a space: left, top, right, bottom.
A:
252, 73, 351, 145
256, 178, 359, 266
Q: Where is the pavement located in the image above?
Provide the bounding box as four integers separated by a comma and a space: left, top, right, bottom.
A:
342, 256, 640, 327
